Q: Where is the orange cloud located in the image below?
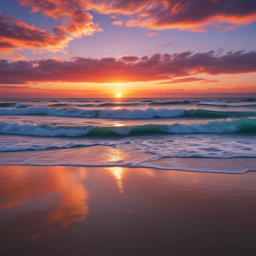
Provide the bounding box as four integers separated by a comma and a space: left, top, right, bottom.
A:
158, 77, 220, 84
19, 0, 101, 37
112, 20, 123, 26
88, 0, 153, 15
0, 0, 102, 53
1, 0, 255, 55
0, 14, 72, 53
32, 49, 45, 54
146, 32, 158, 37
11, 52, 27, 60
158, 77, 205, 84
90, 0, 256, 32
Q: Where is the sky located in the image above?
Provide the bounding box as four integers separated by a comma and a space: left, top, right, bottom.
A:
0, 0, 256, 98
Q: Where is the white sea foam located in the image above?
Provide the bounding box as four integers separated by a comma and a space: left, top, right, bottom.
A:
0, 121, 94, 137
14, 102, 29, 108
198, 100, 227, 105
0, 106, 186, 119
1, 135, 256, 172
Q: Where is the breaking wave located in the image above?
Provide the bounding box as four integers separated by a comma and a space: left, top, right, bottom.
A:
0, 119, 255, 137
0, 106, 255, 119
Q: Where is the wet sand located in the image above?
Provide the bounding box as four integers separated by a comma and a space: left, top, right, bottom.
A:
0, 166, 256, 256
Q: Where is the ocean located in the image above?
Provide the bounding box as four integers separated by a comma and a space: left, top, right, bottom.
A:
0, 97, 256, 173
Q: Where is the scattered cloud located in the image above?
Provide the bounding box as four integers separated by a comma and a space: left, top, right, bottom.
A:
0, 14, 71, 53
63, 51, 75, 55
146, 32, 158, 37
86, 0, 256, 32
120, 56, 140, 62
32, 49, 45, 54
160, 43, 172, 48
11, 53, 27, 60
1, 0, 255, 54
19, 0, 102, 37
122, 0, 256, 32
158, 77, 220, 84
112, 20, 124, 26
0, 0, 102, 53
145, 43, 172, 52
158, 77, 205, 84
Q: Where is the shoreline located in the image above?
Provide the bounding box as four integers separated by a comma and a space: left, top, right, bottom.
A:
0, 164, 256, 174
1, 146, 256, 173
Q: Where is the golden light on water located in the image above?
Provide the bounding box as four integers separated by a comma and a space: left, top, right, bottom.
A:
109, 167, 124, 194
116, 93, 122, 97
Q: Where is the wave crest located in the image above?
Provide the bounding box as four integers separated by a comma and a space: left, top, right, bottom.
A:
0, 105, 254, 119
0, 119, 255, 137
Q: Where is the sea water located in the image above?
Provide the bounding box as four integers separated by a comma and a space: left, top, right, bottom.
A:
0, 97, 256, 172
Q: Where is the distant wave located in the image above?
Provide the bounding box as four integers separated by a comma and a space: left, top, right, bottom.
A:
0, 102, 29, 108
0, 105, 255, 119
244, 98, 256, 102
200, 104, 256, 108
0, 103, 16, 108
0, 119, 255, 137
141, 100, 152, 102
149, 100, 191, 105
0, 106, 185, 118
198, 100, 227, 105
48, 103, 71, 107
98, 102, 142, 107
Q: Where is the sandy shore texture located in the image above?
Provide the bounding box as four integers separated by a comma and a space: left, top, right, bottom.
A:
0, 166, 256, 256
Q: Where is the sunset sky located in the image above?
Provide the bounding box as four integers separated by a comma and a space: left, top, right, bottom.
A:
0, 0, 256, 97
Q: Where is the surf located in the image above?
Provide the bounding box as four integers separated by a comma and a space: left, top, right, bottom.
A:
0, 118, 255, 137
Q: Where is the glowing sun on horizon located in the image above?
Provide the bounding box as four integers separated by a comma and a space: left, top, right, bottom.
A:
116, 93, 122, 97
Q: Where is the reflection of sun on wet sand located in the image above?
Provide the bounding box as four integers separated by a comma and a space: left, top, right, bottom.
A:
0, 166, 89, 237
48, 184, 89, 230
109, 167, 124, 194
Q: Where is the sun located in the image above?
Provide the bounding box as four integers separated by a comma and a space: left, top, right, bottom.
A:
116, 93, 122, 98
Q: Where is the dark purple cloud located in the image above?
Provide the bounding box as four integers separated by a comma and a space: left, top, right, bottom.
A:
120, 56, 140, 62
89, 0, 256, 31
124, 0, 256, 31
0, 50, 255, 84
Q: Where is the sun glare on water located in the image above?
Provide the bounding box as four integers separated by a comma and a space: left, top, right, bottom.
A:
116, 93, 122, 97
